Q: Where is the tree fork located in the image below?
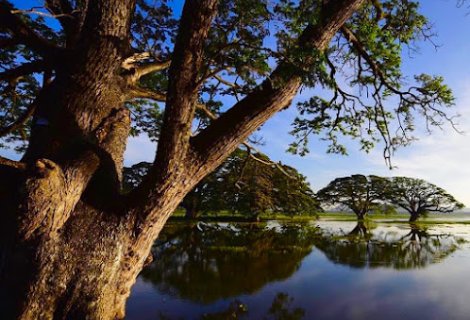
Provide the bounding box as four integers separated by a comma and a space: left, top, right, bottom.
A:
0, 0, 367, 319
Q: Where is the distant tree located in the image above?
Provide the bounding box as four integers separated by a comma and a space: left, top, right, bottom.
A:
124, 161, 219, 219
224, 152, 276, 220
314, 222, 462, 269
272, 164, 320, 217
317, 175, 387, 219
0, 0, 461, 317
123, 162, 151, 192
123, 150, 319, 219
384, 177, 464, 222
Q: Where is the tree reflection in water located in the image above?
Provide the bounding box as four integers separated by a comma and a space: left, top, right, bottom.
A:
198, 292, 304, 320
140, 221, 465, 307
141, 222, 318, 303
315, 222, 464, 269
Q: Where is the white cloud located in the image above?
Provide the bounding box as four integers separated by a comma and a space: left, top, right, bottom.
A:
124, 134, 156, 166
366, 82, 470, 206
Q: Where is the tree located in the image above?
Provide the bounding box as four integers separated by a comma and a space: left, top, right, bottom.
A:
124, 149, 319, 219
141, 222, 318, 303
0, 0, 459, 318
124, 160, 220, 219
219, 151, 320, 219
317, 174, 387, 219
384, 177, 464, 222
223, 151, 277, 219
271, 164, 320, 217
313, 222, 463, 269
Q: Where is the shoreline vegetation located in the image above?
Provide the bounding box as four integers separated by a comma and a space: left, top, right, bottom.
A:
168, 210, 470, 225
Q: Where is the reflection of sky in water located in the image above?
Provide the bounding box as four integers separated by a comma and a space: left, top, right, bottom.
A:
126, 221, 470, 320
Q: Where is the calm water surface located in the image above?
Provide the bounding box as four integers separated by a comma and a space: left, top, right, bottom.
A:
126, 220, 470, 319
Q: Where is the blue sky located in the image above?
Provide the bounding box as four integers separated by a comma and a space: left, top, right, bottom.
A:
3, 1, 470, 205
126, 1, 470, 205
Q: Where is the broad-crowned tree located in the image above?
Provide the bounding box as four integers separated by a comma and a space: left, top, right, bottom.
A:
0, 0, 459, 318
384, 176, 464, 221
124, 150, 319, 219
317, 174, 387, 219
271, 164, 320, 216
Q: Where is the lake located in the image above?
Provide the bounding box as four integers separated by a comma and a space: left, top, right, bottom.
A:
126, 219, 470, 319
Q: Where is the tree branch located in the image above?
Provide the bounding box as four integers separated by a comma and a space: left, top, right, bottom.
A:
126, 86, 166, 102
0, 156, 26, 170
0, 103, 36, 138
0, 2, 61, 57
0, 60, 46, 82
122, 52, 171, 83
44, 0, 80, 44
196, 102, 293, 179
151, 0, 219, 176
191, 0, 366, 172
130, 60, 171, 83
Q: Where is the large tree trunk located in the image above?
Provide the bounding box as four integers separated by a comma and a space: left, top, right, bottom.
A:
0, 199, 183, 320
409, 213, 420, 222
0, 0, 364, 318
355, 211, 366, 220
184, 204, 200, 220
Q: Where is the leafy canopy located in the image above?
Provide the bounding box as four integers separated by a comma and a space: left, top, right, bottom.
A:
0, 0, 458, 165
317, 174, 387, 216
383, 176, 464, 216
317, 174, 464, 219
124, 148, 320, 217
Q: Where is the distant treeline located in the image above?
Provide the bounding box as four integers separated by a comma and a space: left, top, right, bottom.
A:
124, 151, 463, 222
124, 149, 320, 220
317, 174, 464, 221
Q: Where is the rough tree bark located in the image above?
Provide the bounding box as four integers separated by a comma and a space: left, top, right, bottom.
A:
0, 0, 365, 319
409, 212, 420, 222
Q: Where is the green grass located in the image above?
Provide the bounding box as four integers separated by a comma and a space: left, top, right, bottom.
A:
169, 209, 470, 225
317, 212, 409, 221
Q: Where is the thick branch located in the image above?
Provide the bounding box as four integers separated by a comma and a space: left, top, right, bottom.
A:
0, 156, 26, 170
151, 0, 219, 177
126, 86, 166, 102
122, 52, 171, 83
130, 61, 171, 83
191, 0, 366, 171
0, 2, 61, 57
0, 60, 46, 82
0, 103, 36, 137
196, 102, 293, 179
45, 0, 79, 44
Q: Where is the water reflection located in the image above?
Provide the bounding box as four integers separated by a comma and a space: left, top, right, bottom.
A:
141, 223, 318, 303
140, 221, 464, 306
198, 292, 304, 320
314, 222, 463, 269
151, 293, 305, 320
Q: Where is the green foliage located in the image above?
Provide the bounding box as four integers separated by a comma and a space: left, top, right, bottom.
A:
383, 176, 465, 218
287, 0, 456, 163
317, 174, 464, 221
0, 1, 61, 151
123, 149, 320, 218
371, 203, 397, 215
0, 0, 458, 165
317, 174, 387, 218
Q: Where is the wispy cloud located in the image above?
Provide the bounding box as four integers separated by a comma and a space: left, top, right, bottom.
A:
365, 82, 470, 205
124, 134, 156, 166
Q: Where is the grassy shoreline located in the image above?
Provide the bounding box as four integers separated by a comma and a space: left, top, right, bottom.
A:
169, 210, 470, 225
